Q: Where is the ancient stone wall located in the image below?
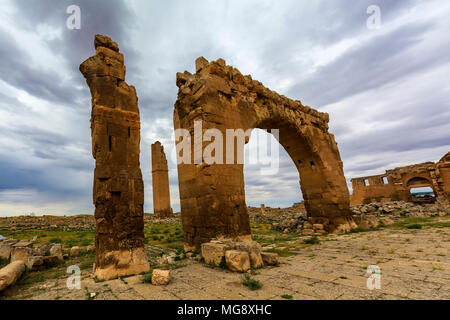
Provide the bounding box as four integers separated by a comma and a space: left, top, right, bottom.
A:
80, 35, 149, 280
437, 152, 450, 200
350, 151, 450, 206
174, 57, 353, 250
151, 141, 173, 218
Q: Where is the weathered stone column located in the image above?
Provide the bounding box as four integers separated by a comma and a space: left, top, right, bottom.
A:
80, 34, 149, 280
151, 141, 173, 217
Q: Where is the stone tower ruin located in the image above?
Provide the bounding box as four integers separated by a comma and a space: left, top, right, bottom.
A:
80, 35, 149, 280
151, 141, 173, 218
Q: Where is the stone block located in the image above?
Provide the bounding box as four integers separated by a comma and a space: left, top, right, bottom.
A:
225, 250, 250, 272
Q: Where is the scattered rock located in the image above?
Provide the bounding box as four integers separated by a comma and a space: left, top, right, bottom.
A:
34, 243, 52, 256
70, 246, 80, 257
379, 217, 395, 226
261, 252, 279, 266
225, 250, 250, 272
50, 244, 64, 261
0, 243, 13, 260
201, 242, 229, 266
12, 241, 33, 248
11, 247, 33, 263
152, 269, 170, 285
0, 261, 26, 292
26, 256, 44, 270
234, 240, 264, 268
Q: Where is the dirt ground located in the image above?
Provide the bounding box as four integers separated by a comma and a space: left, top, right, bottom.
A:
2, 218, 448, 300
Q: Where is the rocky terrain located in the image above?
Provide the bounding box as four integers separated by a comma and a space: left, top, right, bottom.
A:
249, 201, 450, 234
0, 200, 449, 300
1, 214, 449, 300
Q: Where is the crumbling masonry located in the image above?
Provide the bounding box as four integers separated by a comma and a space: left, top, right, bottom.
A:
151, 141, 173, 217
80, 35, 149, 280
350, 152, 450, 205
175, 57, 355, 250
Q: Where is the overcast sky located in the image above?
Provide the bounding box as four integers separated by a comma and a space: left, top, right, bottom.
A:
0, 0, 449, 216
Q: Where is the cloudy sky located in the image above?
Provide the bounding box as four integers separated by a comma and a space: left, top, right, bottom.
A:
0, 0, 449, 216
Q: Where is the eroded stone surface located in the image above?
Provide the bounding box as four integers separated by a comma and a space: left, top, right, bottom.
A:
261, 252, 279, 266
152, 269, 170, 285
79, 34, 149, 280
0, 261, 26, 292
175, 57, 352, 249
151, 142, 173, 218
225, 250, 250, 272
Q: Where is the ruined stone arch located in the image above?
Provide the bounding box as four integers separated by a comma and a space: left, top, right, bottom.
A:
406, 176, 434, 188
174, 57, 354, 250
406, 176, 437, 199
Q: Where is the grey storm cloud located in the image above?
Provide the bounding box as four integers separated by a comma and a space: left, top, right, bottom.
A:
0, 0, 449, 216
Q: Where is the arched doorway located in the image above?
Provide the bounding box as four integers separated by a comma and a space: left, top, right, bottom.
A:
243, 128, 302, 209
407, 177, 437, 203
174, 57, 354, 250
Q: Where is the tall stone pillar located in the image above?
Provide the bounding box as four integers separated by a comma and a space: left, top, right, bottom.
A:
80, 34, 149, 280
151, 141, 173, 217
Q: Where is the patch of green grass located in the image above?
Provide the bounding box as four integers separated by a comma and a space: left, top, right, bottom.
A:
426, 221, 450, 228
349, 227, 367, 233
386, 215, 450, 230
218, 257, 227, 269
281, 294, 293, 299
303, 236, 320, 245
0, 256, 9, 268
339, 276, 348, 279
49, 238, 62, 244
166, 243, 184, 252
79, 260, 93, 270
432, 264, 444, 271
141, 271, 153, 284
150, 227, 161, 234
80, 239, 93, 246
241, 274, 262, 291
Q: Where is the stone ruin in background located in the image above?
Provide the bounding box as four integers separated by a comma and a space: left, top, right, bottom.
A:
174, 57, 355, 250
151, 141, 174, 218
80, 35, 149, 280
351, 152, 450, 206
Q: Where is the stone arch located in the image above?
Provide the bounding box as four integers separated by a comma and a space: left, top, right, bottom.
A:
406, 176, 437, 202
174, 57, 354, 250
406, 176, 433, 188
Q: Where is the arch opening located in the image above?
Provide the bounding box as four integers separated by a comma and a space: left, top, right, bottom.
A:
243, 128, 302, 209
407, 177, 436, 203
